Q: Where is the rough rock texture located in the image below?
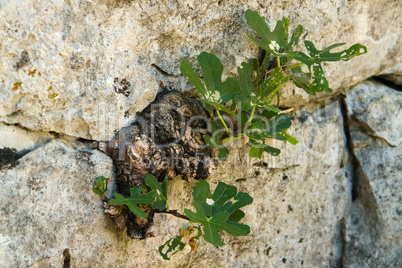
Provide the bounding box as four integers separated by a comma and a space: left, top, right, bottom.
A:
0, 100, 351, 267
104, 91, 212, 239
0, 81, 400, 267
0, 139, 116, 268
0, 1, 401, 267
1, 0, 401, 140
342, 80, 402, 267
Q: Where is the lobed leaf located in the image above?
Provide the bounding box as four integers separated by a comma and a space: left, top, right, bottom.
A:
159, 236, 186, 260
145, 173, 169, 211
291, 41, 367, 94
109, 186, 157, 218
185, 180, 253, 246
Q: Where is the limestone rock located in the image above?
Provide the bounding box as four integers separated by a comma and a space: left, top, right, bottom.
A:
345, 79, 402, 147
0, 139, 116, 267
0, 100, 352, 267
1, 0, 401, 140
343, 80, 402, 267
0, 122, 53, 151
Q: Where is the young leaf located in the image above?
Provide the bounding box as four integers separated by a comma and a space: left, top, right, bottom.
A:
185, 202, 249, 246
145, 173, 169, 211
159, 236, 186, 260
108, 185, 157, 218
249, 145, 263, 159
92, 176, 109, 196
281, 129, 299, 145
197, 52, 224, 95
184, 180, 253, 246
180, 60, 208, 99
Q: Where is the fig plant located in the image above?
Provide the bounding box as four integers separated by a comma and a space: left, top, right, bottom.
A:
94, 9, 367, 261
93, 174, 253, 260
180, 9, 367, 160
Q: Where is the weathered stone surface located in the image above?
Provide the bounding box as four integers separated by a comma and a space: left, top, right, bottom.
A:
0, 122, 53, 151
0, 139, 116, 268
345, 80, 402, 147
1, 0, 401, 140
0, 1, 400, 267
0, 100, 352, 267
343, 80, 402, 267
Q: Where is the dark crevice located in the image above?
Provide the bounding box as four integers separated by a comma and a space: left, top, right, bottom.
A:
339, 97, 364, 201
349, 115, 395, 148
62, 249, 71, 268
339, 96, 381, 219
339, 218, 346, 268
151, 64, 180, 78
372, 76, 402, 91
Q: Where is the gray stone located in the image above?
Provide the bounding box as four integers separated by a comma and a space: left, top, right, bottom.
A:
0, 139, 116, 267
345, 80, 402, 147
1, 0, 401, 140
342, 81, 402, 267
0, 100, 352, 267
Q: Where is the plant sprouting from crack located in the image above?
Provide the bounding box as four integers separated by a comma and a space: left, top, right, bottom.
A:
180, 9, 367, 161
93, 9, 367, 262
93, 175, 253, 260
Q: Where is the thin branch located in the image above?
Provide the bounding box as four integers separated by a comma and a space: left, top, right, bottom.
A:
154, 209, 190, 221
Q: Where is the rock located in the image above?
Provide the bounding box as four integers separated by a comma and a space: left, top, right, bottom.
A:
1, 0, 401, 140
345, 80, 402, 147
379, 62, 402, 86
0, 139, 116, 267
0, 122, 53, 151
342, 80, 402, 267
0, 100, 353, 267
0, 1, 400, 266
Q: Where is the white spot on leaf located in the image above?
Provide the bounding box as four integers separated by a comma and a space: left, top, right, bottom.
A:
206, 198, 214, 205
269, 41, 280, 52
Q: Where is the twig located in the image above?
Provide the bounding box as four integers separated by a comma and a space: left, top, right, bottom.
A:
154, 209, 190, 221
